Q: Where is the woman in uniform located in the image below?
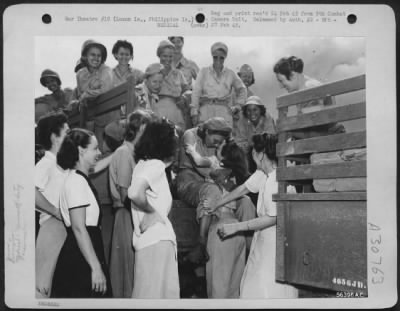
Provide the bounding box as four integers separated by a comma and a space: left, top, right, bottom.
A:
191, 42, 247, 128
154, 40, 191, 131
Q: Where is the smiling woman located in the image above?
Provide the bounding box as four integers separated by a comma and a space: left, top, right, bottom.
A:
51, 128, 112, 298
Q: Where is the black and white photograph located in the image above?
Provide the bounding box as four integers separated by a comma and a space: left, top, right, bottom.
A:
3, 3, 397, 309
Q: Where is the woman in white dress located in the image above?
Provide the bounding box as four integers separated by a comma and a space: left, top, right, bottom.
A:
128, 118, 180, 298
204, 133, 298, 298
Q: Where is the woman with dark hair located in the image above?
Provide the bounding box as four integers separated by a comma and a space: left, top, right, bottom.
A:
35, 112, 69, 298
234, 96, 276, 154
273, 56, 345, 139
51, 128, 112, 298
111, 40, 144, 88
153, 40, 191, 130
108, 110, 152, 298
128, 118, 180, 298
205, 133, 298, 298
191, 42, 247, 128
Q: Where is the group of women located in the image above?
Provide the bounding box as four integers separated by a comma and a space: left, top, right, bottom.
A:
35, 36, 337, 299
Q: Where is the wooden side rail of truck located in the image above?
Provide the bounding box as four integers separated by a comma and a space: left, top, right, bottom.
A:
273, 74, 367, 296
67, 76, 199, 253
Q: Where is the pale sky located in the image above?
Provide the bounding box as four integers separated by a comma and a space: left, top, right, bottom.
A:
35, 36, 365, 120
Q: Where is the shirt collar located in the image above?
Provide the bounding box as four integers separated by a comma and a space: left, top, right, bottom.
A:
44, 150, 56, 161
209, 65, 226, 76
123, 140, 135, 153
176, 55, 188, 67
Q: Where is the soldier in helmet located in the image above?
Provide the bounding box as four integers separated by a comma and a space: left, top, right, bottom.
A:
35, 69, 74, 123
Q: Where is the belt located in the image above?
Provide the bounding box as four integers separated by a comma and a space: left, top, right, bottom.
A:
199, 97, 231, 107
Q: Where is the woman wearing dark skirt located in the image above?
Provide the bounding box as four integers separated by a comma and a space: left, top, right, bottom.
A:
51, 128, 112, 298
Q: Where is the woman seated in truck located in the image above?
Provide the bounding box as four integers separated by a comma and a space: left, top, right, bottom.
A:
273, 56, 345, 139
135, 63, 165, 111
190, 42, 247, 128
111, 40, 144, 88
128, 118, 180, 298
176, 118, 256, 275
74, 39, 113, 103
153, 40, 191, 131
35, 69, 75, 123
205, 133, 299, 299
237, 64, 255, 98
233, 95, 276, 155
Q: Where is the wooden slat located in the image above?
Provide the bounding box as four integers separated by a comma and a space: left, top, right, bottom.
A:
277, 131, 366, 156
277, 160, 366, 180
273, 192, 367, 201
277, 102, 365, 132
276, 202, 288, 281
87, 96, 128, 118
276, 74, 365, 109
126, 76, 136, 114
94, 82, 128, 104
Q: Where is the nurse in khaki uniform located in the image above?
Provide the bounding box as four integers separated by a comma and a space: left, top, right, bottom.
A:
191, 42, 247, 128
155, 40, 191, 130
234, 96, 277, 153
135, 63, 165, 111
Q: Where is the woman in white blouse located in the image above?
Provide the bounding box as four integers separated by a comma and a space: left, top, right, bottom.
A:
128, 118, 180, 298
51, 128, 111, 298
204, 133, 298, 299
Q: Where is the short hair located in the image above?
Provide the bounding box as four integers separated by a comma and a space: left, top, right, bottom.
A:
221, 140, 250, 186
242, 104, 266, 119
273, 56, 304, 80
125, 110, 152, 142
134, 118, 179, 163
112, 40, 134, 56
252, 133, 278, 163
57, 128, 94, 170
36, 112, 68, 150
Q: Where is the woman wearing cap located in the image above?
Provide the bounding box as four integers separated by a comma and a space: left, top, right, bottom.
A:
273, 56, 345, 139
128, 118, 180, 298
76, 39, 113, 101
237, 64, 255, 98
155, 40, 191, 131
35, 69, 74, 123
234, 96, 277, 154
191, 42, 247, 128
108, 110, 152, 298
135, 63, 165, 111
168, 36, 199, 89
176, 117, 256, 297
169, 36, 199, 128
51, 128, 112, 298
205, 133, 299, 298
111, 40, 144, 88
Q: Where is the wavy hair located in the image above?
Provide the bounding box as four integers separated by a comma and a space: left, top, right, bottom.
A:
57, 128, 94, 170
